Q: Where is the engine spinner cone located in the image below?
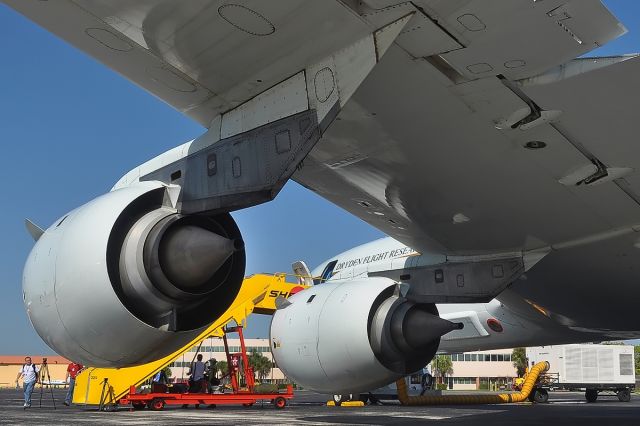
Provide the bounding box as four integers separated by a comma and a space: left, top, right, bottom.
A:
160, 225, 235, 290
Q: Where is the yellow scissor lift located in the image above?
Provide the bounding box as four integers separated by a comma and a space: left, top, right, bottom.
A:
73, 273, 308, 406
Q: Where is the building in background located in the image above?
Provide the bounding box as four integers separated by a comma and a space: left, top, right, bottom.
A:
0, 356, 70, 388
168, 338, 286, 384
0, 348, 517, 391
413, 349, 518, 391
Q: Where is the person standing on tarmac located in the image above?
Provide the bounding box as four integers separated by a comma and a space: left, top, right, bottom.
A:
183, 354, 206, 409
15, 356, 39, 409
188, 354, 206, 393
64, 362, 84, 406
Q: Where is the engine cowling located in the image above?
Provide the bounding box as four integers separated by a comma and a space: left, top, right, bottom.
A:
23, 181, 245, 367
270, 278, 461, 394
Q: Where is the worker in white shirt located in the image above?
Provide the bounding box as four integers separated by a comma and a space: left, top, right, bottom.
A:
189, 354, 206, 392
15, 356, 39, 409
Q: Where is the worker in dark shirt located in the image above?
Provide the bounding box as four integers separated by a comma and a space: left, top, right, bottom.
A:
183, 354, 206, 409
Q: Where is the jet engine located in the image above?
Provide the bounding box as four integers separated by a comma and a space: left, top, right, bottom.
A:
270, 277, 461, 394
23, 181, 245, 367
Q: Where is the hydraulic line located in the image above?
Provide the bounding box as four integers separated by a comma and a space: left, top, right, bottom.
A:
396, 361, 550, 405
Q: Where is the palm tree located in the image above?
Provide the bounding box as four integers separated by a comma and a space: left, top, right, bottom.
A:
512, 348, 528, 377
432, 355, 453, 386
161, 366, 172, 381
248, 350, 272, 381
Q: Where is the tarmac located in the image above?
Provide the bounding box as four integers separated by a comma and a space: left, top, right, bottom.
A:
1, 388, 639, 425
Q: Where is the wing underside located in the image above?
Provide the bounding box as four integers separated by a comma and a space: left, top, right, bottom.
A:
295, 47, 640, 255
5, 0, 640, 256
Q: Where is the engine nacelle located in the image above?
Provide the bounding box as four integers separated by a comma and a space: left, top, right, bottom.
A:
270, 278, 461, 394
23, 181, 245, 367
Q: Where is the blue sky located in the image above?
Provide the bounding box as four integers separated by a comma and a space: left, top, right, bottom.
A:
1, 1, 639, 355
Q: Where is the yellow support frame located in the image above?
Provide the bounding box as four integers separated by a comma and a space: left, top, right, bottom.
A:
73, 273, 307, 405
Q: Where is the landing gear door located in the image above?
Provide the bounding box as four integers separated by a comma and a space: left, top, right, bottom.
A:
292, 261, 313, 286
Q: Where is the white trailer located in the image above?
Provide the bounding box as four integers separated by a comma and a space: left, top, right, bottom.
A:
527, 344, 635, 402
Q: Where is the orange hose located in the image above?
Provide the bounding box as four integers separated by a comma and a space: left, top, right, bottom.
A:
396, 361, 550, 405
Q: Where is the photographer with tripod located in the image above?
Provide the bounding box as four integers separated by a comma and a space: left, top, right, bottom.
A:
15, 356, 39, 409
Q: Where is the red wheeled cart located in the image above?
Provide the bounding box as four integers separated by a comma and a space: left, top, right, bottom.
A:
118, 326, 293, 410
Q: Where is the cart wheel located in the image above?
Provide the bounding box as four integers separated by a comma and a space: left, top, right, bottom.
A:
533, 388, 549, 403
132, 402, 146, 410
617, 389, 631, 402
585, 389, 598, 403
149, 398, 165, 411
274, 397, 287, 409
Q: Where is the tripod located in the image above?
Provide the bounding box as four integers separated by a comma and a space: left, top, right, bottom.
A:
98, 378, 116, 412
38, 358, 57, 409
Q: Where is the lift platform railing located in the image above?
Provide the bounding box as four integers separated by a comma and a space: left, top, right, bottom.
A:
73, 273, 308, 405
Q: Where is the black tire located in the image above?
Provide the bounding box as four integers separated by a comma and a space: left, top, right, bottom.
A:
149, 398, 165, 411
274, 397, 287, 409
617, 389, 631, 402
533, 388, 549, 404
132, 402, 146, 410
358, 394, 369, 404
585, 389, 598, 403
527, 390, 536, 402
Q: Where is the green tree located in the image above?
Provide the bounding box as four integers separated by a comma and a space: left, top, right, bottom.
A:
635, 345, 640, 375
432, 355, 453, 383
512, 347, 528, 377
161, 366, 172, 380
248, 350, 272, 381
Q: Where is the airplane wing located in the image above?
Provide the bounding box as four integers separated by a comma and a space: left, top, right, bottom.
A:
10, 1, 640, 379
293, 1, 640, 256
296, 48, 640, 255
2, 0, 371, 128
5, 0, 639, 256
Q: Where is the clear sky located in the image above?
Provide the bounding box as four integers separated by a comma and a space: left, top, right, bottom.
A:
1, 1, 639, 356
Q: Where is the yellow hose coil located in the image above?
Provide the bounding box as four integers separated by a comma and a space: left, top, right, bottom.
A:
396, 361, 550, 405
